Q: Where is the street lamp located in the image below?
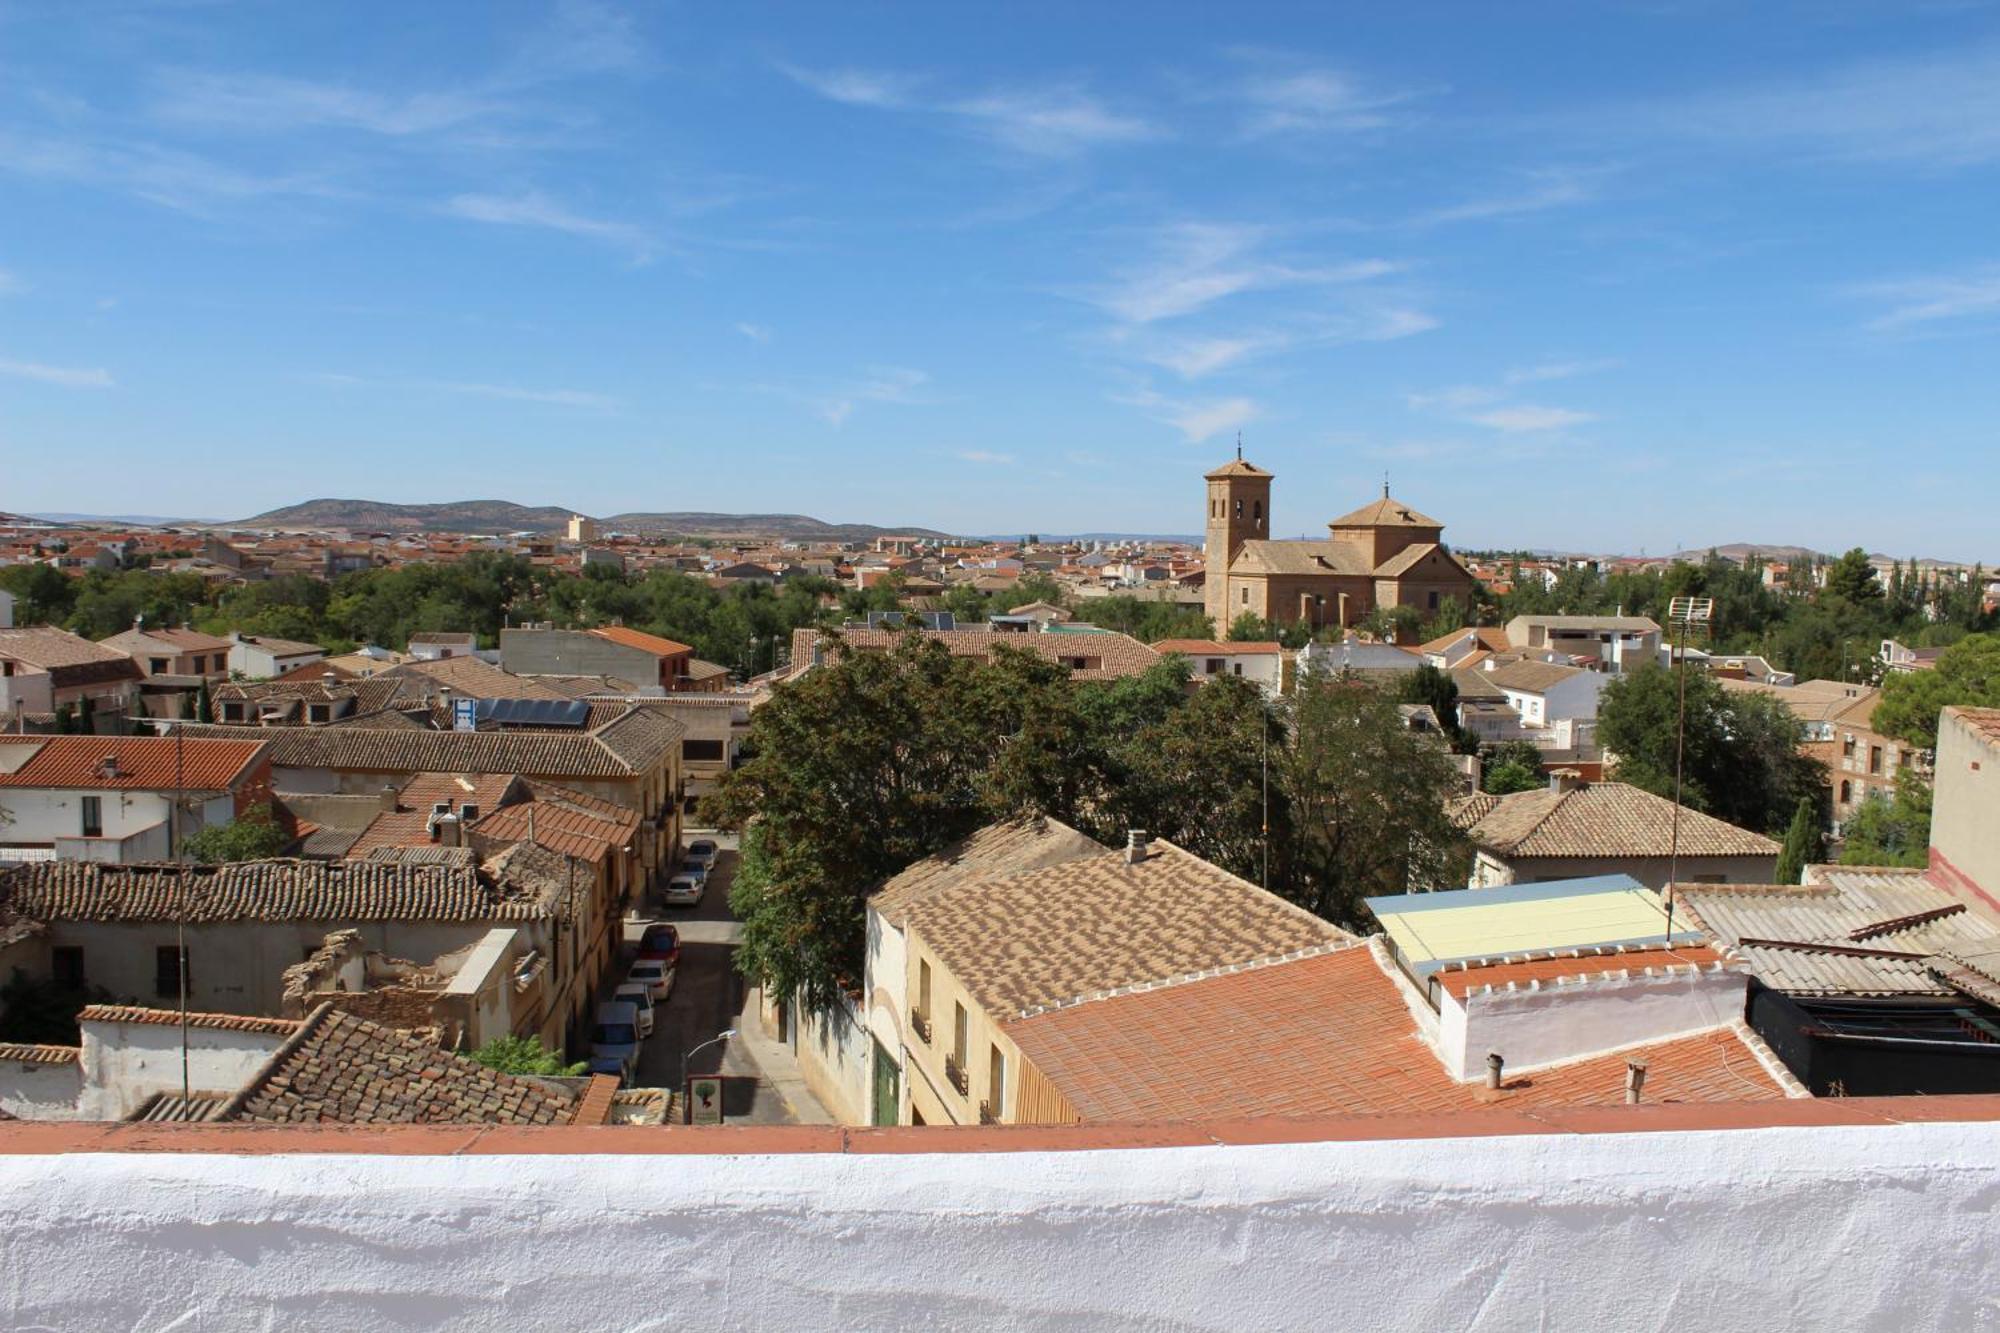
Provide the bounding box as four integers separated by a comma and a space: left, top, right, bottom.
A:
679, 1028, 737, 1120
1663, 596, 1714, 942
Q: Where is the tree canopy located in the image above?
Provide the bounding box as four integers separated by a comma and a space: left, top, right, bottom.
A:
1872, 633, 2000, 748
704, 634, 1468, 1014
1596, 662, 1827, 835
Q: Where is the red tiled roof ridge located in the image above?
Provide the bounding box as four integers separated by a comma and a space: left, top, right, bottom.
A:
77, 1005, 304, 1036
1006, 936, 1371, 1022
0, 1042, 80, 1064
1452, 956, 1736, 1001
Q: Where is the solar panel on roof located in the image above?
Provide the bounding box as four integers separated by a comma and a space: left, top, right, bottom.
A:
474, 697, 591, 728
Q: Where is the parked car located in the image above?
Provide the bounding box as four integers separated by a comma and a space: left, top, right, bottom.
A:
675, 859, 709, 884
683, 838, 719, 869
627, 957, 675, 1002
590, 1001, 642, 1081
614, 982, 657, 1038
663, 871, 705, 908
637, 923, 681, 966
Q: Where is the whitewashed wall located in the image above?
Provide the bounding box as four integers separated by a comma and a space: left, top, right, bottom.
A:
77, 1021, 290, 1120
0, 1120, 1995, 1330
0, 1054, 81, 1119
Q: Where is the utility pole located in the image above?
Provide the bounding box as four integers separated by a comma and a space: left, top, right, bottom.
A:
1663, 597, 1714, 944
174, 720, 190, 1104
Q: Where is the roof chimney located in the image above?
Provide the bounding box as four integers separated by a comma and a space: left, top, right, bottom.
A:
379, 784, 399, 814
1625, 1060, 1648, 1105
1486, 1051, 1504, 1091
1125, 830, 1151, 865
1548, 769, 1584, 794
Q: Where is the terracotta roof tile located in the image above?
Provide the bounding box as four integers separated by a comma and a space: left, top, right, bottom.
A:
1005, 944, 1788, 1122
591, 625, 694, 657
0, 1042, 80, 1064
3, 858, 562, 924
227, 1008, 576, 1125
1433, 944, 1726, 998
0, 735, 268, 792
795, 627, 1161, 681
77, 1004, 303, 1036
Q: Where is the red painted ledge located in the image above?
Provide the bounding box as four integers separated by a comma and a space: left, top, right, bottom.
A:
1, 1095, 1997, 1156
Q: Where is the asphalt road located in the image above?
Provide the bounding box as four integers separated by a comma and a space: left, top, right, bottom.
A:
612, 834, 801, 1124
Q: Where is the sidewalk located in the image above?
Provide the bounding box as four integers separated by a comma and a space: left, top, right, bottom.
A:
732, 986, 835, 1126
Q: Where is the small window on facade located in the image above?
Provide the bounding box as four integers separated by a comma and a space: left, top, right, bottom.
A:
1234, 499, 1242, 519
80, 796, 103, 838
1241, 587, 1250, 605
51, 946, 84, 989
155, 944, 188, 1000
1253, 500, 1262, 524
989, 1045, 1007, 1117
1428, 592, 1440, 610
952, 1002, 969, 1070
149, 657, 169, 673
1839, 780, 1852, 803
917, 959, 932, 1022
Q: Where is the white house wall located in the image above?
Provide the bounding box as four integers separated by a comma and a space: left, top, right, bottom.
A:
76, 1022, 289, 1120
0, 1056, 81, 1119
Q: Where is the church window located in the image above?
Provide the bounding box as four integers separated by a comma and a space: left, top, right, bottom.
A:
1428, 592, 1439, 610
1234, 499, 1242, 519
1253, 500, 1263, 524
1241, 587, 1250, 605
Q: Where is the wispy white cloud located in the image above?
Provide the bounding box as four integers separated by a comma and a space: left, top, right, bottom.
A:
445, 191, 650, 258
1504, 358, 1621, 385
1463, 404, 1596, 433
0, 128, 344, 216
812, 365, 932, 428
1410, 364, 1607, 433
957, 449, 1017, 465
780, 64, 1155, 156
153, 71, 504, 137
1417, 168, 1600, 225
0, 358, 114, 389
1095, 222, 1400, 325
1609, 42, 2000, 168
735, 322, 772, 343
1221, 53, 1432, 138
1114, 385, 1260, 443
1139, 305, 1437, 379
1853, 263, 2000, 332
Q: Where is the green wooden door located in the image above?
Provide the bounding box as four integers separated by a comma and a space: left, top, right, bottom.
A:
872, 1041, 901, 1126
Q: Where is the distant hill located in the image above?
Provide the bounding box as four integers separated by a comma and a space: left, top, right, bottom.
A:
1670, 543, 1827, 564
234, 499, 579, 534
231, 498, 952, 542
26, 512, 213, 528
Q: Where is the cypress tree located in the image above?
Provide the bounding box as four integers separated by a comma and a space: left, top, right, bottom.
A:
1775, 796, 1824, 885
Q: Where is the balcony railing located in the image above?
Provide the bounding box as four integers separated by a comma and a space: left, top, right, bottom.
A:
910, 1011, 932, 1045
945, 1054, 969, 1096
978, 1100, 997, 1125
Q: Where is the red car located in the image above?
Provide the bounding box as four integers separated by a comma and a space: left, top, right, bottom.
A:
637, 922, 681, 967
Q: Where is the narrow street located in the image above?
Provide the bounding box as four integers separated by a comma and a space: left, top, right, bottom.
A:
610, 833, 832, 1126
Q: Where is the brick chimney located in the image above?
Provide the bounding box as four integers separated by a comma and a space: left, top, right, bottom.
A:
1125, 830, 1151, 865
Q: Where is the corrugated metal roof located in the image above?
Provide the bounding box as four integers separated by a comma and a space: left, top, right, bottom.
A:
1367, 876, 1696, 975
1677, 870, 2000, 996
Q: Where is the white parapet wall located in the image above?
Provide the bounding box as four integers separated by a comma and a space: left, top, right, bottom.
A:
0, 1113, 1997, 1329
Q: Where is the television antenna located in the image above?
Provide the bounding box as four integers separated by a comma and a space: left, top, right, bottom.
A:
1663, 596, 1714, 943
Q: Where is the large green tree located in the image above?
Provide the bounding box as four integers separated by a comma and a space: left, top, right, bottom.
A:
1278, 667, 1471, 926
1597, 662, 1827, 835
1839, 776, 1933, 869
1872, 633, 2000, 748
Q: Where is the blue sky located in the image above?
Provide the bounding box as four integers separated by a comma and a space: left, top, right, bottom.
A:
2, 1, 1998, 557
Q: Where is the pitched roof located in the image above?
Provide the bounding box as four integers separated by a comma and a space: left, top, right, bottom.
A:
378, 655, 572, 700
871, 817, 1104, 928
1374, 542, 1453, 577
1328, 493, 1444, 530
1151, 639, 1283, 656
78, 1004, 303, 1036
1481, 658, 1591, 694
232, 634, 323, 657
173, 710, 682, 781
1508, 614, 1662, 633
590, 625, 694, 657
1228, 539, 1374, 578
1, 858, 564, 924
1677, 869, 2000, 997
796, 627, 1161, 682
1948, 706, 2000, 748
0, 626, 136, 670
1004, 942, 1787, 1122
1420, 627, 1511, 656
1451, 782, 1780, 859
98, 626, 233, 655
224, 1007, 576, 1125
1203, 458, 1272, 479
904, 840, 1349, 1019
0, 735, 268, 791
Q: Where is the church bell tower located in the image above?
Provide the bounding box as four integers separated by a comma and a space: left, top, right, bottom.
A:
1203, 448, 1273, 630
